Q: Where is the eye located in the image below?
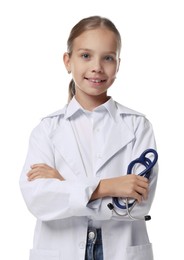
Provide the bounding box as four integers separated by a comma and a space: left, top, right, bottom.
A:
104, 55, 114, 62
81, 53, 90, 59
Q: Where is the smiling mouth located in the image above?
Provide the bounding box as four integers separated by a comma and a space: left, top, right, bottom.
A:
85, 77, 106, 83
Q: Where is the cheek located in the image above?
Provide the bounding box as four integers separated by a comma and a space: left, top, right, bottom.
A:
71, 60, 85, 75
108, 66, 118, 78
106, 62, 119, 73
107, 67, 118, 85
71, 66, 85, 84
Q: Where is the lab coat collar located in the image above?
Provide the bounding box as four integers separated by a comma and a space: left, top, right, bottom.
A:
45, 99, 144, 120
64, 96, 117, 121
64, 97, 82, 119
116, 102, 144, 117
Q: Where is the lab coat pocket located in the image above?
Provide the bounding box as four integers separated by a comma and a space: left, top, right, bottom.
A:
29, 249, 60, 260
126, 243, 153, 260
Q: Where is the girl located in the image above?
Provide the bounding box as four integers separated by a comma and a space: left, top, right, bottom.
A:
20, 16, 158, 260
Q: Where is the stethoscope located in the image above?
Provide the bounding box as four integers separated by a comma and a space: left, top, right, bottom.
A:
107, 148, 158, 221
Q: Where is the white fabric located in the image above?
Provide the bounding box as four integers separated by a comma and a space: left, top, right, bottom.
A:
20, 97, 158, 260
67, 97, 116, 228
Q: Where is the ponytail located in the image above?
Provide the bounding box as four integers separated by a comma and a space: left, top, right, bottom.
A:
68, 79, 75, 102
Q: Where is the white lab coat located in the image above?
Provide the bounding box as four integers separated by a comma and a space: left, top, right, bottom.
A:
20, 101, 158, 260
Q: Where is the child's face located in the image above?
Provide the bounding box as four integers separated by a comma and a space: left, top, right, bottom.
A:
64, 28, 120, 100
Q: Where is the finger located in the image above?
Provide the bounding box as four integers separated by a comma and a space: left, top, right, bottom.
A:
136, 194, 143, 203
27, 168, 45, 180
27, 168, 40, 177
31, 163, 49, 169
28, 171, 47, 181
129, 192, 142, 203
136, 175, 149, 183
28, 164, 51, 176
137, 179, 149, 189
28, 174, 43, 181
27, 168, 42, 180
136, 186, 148, 200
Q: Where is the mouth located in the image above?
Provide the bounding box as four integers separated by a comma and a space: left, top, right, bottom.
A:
84, 77, 107, 83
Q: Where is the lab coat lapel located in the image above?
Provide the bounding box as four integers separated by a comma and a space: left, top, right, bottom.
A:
95, 117, 135, 173
50, 119, 87, 177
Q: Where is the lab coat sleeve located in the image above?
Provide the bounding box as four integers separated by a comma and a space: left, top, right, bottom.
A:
111, 115, 158, 221
19, 121, 102, 221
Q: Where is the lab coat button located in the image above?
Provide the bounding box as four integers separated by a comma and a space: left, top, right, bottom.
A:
79, 241, 86, 249
88, 231, 95, 240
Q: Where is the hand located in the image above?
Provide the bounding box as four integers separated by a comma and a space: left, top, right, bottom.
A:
108, 175, 149, 203
27, 164, 64, 181
91, 174, 149, 203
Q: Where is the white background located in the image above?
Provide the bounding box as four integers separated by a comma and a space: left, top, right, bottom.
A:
0, 0, 183, 259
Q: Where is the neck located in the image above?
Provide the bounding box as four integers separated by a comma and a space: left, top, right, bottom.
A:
75, 92, 109, 111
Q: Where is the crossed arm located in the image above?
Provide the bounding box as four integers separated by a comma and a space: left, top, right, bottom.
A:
27, 164, 149, 204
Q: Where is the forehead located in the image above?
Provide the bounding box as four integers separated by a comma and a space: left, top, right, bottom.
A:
73, 28, 119, 53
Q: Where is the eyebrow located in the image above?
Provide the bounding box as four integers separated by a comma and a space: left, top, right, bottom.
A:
77, 48, 91, 52
77, 48, 117, 55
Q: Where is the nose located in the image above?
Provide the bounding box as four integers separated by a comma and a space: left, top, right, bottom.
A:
91, 58, 103, 73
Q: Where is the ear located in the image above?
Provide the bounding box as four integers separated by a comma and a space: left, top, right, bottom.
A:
63, 52, 71, 72
117, 57, 121, 72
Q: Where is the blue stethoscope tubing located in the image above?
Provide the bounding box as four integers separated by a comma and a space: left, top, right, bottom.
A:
113, 148, 158, 210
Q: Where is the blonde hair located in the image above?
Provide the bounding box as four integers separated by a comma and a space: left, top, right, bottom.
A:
66, 16, 122, 102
